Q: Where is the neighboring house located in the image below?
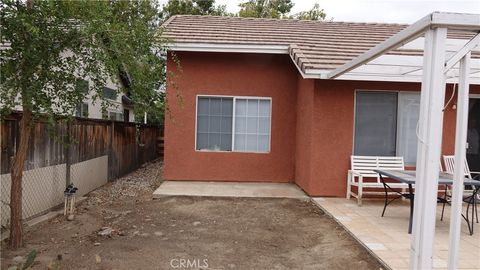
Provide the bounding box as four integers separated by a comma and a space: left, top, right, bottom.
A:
9, 78, 135, 122
74, 78, 135, 123
161, 15, 480, 197
1, 43, 135, 123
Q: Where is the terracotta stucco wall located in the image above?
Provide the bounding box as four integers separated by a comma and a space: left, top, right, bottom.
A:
165, 50, 480, 196
164, 52, 297, 182
294, 75, 315, 193
300, 80, 480, 197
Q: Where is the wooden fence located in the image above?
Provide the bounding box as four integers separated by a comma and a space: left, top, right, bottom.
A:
1, 113, 163, 180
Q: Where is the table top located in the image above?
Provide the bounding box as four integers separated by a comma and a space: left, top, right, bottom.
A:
374, 170, 480, 186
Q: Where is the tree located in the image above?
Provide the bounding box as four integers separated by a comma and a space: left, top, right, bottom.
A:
238, 0, 326, 21
0, 0, 166, 248
292, 3, 326, 21
160, 0, 230, 21
238, 0, 293, 19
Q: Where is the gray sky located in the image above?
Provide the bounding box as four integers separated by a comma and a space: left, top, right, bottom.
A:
210, 0, 479, 23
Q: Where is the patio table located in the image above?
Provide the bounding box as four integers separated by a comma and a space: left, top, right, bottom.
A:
374, 169, 480, 234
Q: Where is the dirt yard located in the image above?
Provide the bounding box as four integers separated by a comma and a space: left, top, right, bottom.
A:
2, 160, 383, 270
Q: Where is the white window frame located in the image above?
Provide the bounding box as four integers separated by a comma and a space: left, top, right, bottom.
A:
353, 89, 421, 165
75, 102, 89, 118
195, 95, 272, 154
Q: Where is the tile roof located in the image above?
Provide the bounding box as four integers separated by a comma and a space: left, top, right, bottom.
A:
161, 15, 478, 75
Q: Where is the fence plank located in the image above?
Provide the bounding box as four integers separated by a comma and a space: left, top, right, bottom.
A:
1, 113, 163, 178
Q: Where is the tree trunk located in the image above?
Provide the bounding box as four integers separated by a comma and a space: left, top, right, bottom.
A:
9, 110, 32, 249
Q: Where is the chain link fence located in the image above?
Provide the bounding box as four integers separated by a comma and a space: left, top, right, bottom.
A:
1, 113, 162, 230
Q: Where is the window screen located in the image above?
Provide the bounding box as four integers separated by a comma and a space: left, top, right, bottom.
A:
354, 92, 397, 156
234, 99, 271, 152
196, 96, 271, 153
75, 103, 88, 118
196, 97, 233, 151
102, 87, 117, 100
109, 111, 124, 121
397, 93, 420, 164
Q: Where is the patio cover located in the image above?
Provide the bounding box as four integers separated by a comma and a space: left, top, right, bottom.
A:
329, 12, 480, 270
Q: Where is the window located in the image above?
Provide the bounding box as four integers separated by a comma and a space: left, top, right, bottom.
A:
354, 91, 420, 164
196, 96, 271, 153
102, 87, 118, 100
354, 92, 398, 156
396, 93, 421, 164
75, 103, 88, 118
234, 99, 271, 152
197, 97, 233, 151
76, 79, 89, 95
109, 111, 124, 121
102, 111, 123, 121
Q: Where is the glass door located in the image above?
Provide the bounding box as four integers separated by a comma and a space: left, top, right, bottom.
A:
467, 97, 480, 175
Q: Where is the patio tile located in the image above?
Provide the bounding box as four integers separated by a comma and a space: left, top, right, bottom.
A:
313, 198, 479, 270
433, 258, 447, 268
387, 258, 409, 268
365, 242, 387, 250
335, 216, 352, 222
458, 259, 480, 268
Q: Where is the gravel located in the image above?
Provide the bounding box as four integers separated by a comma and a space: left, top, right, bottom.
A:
85, 159, 163, 206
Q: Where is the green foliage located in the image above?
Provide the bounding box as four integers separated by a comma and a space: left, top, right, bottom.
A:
239, 0, 294, 19
292, 3, 326, 21
160, 0, 230, 21
238, 0, 326, 20
7, 250, 37, 270
0, 0, 167, 124
135, 91, 165, 125
22, 250, 36, 270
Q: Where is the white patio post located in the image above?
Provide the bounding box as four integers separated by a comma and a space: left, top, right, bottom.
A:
447, 52, 471, 270
410, 27, 447, 270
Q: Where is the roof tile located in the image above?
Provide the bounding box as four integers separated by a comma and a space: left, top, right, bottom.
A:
162, 15, 478, 73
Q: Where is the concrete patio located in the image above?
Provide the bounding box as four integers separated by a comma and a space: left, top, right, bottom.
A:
313, 198, 480, 270
153, 181, 309, 199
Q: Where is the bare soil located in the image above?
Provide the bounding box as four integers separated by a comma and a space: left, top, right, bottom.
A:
2, 160, 383, 270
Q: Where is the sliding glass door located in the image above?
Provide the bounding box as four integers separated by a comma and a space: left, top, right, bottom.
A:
467, 97, 480, 174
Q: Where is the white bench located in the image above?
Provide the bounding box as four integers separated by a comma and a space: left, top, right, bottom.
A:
347, 156, 407, 206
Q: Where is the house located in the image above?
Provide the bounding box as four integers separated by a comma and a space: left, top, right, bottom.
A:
0, 42, 135, 123
161, 15, 480, 197
74, 78, 135, 123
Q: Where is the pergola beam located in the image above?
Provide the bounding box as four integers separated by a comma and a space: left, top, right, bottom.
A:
445, 33, 480, 72
410, 27, 448, 270
326, 14, 432, 79
447, 52, 471, 270
431, 12, 480, 30
327, 12, 480, 80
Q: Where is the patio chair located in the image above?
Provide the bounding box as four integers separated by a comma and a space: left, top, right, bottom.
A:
441, 155, 479, 226
443, 155, 480, 193
347, 156, 406, 206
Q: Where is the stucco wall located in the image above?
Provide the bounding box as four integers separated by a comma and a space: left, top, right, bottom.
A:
300, 80, 480, 196
294, 75, 315, 193
164, 52, 297, 182
1, 156, 107, 227
165, 51, 480, 197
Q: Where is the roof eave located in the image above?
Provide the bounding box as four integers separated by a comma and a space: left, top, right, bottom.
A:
168, 43, 289, 54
